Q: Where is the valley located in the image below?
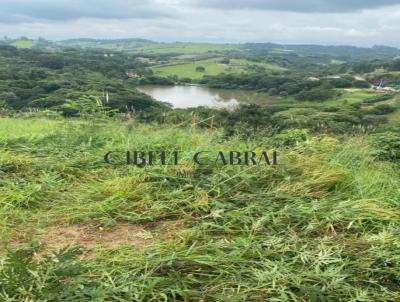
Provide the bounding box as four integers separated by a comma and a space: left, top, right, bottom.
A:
0, 37, 399, 301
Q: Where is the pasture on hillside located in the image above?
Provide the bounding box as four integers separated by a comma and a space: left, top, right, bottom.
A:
152, 58, 287, 80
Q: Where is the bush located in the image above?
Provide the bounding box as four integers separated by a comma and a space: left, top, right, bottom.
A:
220, 58, 230, 64
268, 88, 278, 96
270, 129, 308, 147
362, 94, 394, 104
353, 80, 371, 88
362, 115, 388, 125
370, 132, 400, 161
322, 106, 340, 112
366, 104, 396, 115
196, 66, 206, 72
296, 87, 336, 102
222, 104, 272, 137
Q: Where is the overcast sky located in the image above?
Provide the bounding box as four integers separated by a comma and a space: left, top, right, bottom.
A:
1, 0, 400, 46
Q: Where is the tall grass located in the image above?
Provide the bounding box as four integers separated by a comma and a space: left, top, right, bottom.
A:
0, 117, 399, 301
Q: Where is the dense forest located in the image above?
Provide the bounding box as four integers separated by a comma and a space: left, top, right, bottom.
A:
0, 39, 399, 134
0, 44, 168, 115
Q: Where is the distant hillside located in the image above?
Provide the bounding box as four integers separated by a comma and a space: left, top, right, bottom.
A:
244, 43, 400, 61
58, 39, 400, 61
0, 37, 54, 49
58, 38, 155, 48
2, 37, 400, 62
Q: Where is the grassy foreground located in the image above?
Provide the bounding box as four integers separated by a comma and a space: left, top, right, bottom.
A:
0, 117, 399, 301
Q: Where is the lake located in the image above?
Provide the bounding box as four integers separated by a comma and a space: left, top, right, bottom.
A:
137, 85, 276, 109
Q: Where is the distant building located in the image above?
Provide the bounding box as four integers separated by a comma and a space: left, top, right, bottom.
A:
372, 85, 397, 92
126, 71, 140, 78
374, 67, 386, 73
325, 75, 341, 79
380, 87, 397, 92
135, 57, 151, 64
307, 76, 320, 81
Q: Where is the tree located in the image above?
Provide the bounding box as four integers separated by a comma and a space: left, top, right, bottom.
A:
196, 66, 206, 72
220, 58, 230, 64
268, 88, 278, 96
296, 87, 336, 102
353, 80, 371, 88
0, 92, 19, 107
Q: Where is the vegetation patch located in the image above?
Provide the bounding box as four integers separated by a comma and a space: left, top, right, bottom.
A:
0, 117, 399, 301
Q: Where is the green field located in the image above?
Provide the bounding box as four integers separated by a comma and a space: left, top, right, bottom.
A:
229, 58, 287, 71
11, 39, 35, 48
316, 90, 379, 106
152, 58, 228, 79
132, 42, 240, 54
152, 58, 286, 79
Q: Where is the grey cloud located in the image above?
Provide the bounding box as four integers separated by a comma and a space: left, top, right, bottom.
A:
1, 0, 400, 47
2, 0, 398, 25
188, 0, 400, 13
0, 0, 171, 23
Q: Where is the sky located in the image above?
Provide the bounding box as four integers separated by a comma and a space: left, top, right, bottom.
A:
1, 0, 400, 46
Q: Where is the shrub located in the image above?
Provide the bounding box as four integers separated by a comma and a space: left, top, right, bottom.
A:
196, 66, 206, 72
270, 129, 308, 147
296, 87, 336, 102
370, 132, 400, 161
353, 80, 371, 88
268, 88, 278, 96
222, 104, 272, 137
362, 94, 393, 104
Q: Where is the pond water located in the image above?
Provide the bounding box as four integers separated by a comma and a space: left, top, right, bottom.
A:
137, 85, 275, 109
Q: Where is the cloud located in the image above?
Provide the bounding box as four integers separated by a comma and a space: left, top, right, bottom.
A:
188, 0, 400, 13
0, 0, 400, 47
0, 0, 173, 23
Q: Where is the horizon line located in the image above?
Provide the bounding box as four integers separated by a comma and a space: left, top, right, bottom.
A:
1, 36, 399, 50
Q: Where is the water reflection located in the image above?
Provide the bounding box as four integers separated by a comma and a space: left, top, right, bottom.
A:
137, 85, 275, 109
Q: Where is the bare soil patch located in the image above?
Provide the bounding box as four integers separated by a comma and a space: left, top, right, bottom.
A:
2, 220, 185, 256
